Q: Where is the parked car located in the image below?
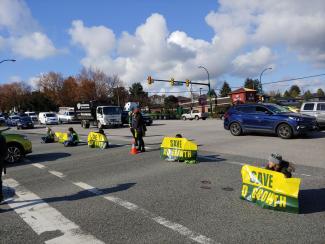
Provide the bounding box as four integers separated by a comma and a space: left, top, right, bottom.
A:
142, 113, 153, 126
181, 110, 208, 120
122, 111, 129, 125
58, 111, 77, 123
7, 115, 21, 126
0, 113, 5, 125
38, 112, 59, 125
17, 116, 34, 129
0, 129, 32, 163
224, 103, 318, 139
300, 102, 325, 127
25, 111, 38, 122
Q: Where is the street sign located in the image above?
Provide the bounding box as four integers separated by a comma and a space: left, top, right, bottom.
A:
174, 81, 183, 86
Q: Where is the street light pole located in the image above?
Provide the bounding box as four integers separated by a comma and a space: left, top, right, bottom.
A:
0, 59, 16, 64
258, 67, 272, 93
198, 65, 213, 116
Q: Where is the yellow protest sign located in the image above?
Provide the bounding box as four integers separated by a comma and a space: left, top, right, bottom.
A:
88, 132, 108, 149
160, 137, 198, 163
55, 132, 68, 143
241, 165, 301, 213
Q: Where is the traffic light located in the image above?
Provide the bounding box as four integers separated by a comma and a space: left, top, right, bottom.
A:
185, 79, 190, 87
147, 76, 153, 85
170, 78, 175, 86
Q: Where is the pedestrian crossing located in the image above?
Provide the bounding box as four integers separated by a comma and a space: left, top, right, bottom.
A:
2, 165, 217, 244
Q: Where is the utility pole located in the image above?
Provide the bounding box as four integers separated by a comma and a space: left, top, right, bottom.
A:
198, 66, 214, 116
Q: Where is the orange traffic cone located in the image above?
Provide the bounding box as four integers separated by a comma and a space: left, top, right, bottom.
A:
130, 140, 138, 155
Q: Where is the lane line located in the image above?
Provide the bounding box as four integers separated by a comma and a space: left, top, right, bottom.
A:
4, 178, 104, 244
73, 181, 217, 244
300, 173, 311, 177
48, 170, 66, 178
32, 163, 46, 169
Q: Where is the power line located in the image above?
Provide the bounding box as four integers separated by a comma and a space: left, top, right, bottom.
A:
262, 73, 325, 86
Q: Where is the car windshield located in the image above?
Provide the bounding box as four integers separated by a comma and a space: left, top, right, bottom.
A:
103, 107, 121, 115
20, 116, 32, 121
46, 113, 56, 117
265, 104, 290, 114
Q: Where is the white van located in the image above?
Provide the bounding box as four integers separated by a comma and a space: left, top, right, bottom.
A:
25, 111, 38, 122
96, 106, 122, 128
300, 102, 325, 127
38, 112, 59, 125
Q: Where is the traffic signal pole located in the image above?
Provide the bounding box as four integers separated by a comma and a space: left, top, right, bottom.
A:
147, 76, 214, 116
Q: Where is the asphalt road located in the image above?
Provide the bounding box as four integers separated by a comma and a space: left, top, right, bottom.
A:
1, 120, 325, 243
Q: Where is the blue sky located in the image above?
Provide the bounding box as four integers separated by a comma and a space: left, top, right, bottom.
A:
0, 0, 324, 94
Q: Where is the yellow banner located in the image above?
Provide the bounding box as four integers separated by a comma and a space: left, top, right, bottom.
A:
241, 165, 300, 198
55, 132, 68, 143
160, 137, 197, 151
88, 132, 108, 148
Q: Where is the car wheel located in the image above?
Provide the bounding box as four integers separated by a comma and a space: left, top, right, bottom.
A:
277, 123, 293, 139
6, 144, 23, 163
182, 116, 186, 121
195, 115, 199, 120
230, 122, 242, 136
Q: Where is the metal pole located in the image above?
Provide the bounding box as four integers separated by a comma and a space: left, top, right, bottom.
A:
198, 66, 213, 116
199, 88, 202, 96
117, 85, 120, 107
259, 67, 272, 93
0, 59, 16, 64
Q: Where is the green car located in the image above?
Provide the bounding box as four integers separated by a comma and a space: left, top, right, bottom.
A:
0, 130, 32, 163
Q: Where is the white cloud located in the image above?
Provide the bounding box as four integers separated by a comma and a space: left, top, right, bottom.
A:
0, 0, 60, 59
10, 32, 57, 59
232, 46, 275, 76
69, 2, 325, 93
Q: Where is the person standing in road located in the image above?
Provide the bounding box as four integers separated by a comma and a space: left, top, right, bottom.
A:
128, 109, 138, 147
0, 131, 7, 203
132, 108, 146, 152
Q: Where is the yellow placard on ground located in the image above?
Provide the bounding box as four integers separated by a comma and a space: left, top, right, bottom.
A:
55, 132, 68, 143
241, 164, 301, 213
160, 137, 198, 163
88, 132, 108, 148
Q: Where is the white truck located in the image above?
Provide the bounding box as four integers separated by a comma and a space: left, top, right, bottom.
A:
181, 109, 208, 120
75, 101, 122, 128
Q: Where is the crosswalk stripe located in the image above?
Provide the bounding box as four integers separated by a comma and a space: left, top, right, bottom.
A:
74, 181, 217, 244
4, 178, 104, 244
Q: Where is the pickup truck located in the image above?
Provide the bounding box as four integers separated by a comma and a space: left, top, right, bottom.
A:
58, 111, 77, 123
181, 110, 208, 120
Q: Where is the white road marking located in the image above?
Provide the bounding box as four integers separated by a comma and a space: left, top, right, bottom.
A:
300, 173, 311, 177
48, 170, 66, 178
32, 163, 46, 169
4, 178, 104, 244
74, 181, 217, 244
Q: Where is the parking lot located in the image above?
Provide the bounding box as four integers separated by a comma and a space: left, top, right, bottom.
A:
1, 119, 325, 243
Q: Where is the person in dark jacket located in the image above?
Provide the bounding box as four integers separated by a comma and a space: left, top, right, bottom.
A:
132, 109, 146, 152
265, 153, 295, 178
0, 132, 7, 203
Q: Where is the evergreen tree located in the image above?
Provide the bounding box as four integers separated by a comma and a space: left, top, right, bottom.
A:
316, 88, 325, 97
289, 85, 301, 97
219, 81, 231, 97
303, 90, 313, 100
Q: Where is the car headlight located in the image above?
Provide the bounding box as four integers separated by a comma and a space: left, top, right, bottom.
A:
289, 116, 301, 121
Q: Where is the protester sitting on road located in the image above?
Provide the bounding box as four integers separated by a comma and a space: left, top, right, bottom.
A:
98, 129, 109, 149
175, 134, 182, 138
265, 153, 295, 178
41, 127, 55, 143
64, 127, 79, 147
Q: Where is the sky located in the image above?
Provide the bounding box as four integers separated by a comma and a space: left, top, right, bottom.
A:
0, 0, 325, 96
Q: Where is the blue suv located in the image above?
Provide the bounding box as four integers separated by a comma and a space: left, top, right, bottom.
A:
224, 103, 317, 139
